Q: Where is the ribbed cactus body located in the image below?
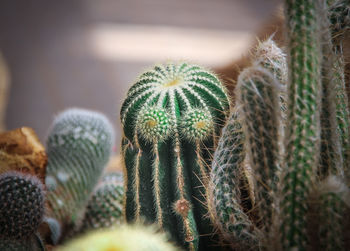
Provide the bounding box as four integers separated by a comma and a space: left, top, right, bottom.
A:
210, 111, 259, 249
57, 225, 179, 251
45, 108, 114, 229
121, 62, 230, 250
237, 66, 282, 236
80, 172, 124, 231
280, 0, 322, 249
0, 171, 45, 240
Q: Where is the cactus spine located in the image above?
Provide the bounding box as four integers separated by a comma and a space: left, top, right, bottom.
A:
80, 172, 124, 232
121, 62, 230, 250
45, 108, 114, 231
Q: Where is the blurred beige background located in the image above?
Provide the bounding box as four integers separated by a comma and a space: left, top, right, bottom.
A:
0, 0, 281, 153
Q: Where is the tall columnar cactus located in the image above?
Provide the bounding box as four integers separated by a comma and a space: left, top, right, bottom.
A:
57, 225, 179, 251
0, 171, 45, 240
121, 62, 230, 250
79, 171, 124, 232
45, 108, 114, 231
279, 0, 322, 250
237, 66, 282, 239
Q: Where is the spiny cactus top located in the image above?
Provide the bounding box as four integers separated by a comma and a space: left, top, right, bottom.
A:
0, 171, 45, 239
121, 62, 230, 250
57, 225, 179, 251
121, 62, 229, 143
46, 108, 114, 228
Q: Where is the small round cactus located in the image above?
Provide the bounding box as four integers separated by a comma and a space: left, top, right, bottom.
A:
0, 234, 45, 251
45, 108, 115, 230
57, 225, 180, 251
0, 171, 45, 239
79, 172, 124, 232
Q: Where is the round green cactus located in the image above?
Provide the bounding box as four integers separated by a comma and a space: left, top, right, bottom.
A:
0, 234, 45, 251
57, 224, 179, 251
80, 171, 124, 232
0, 171, 45, 240
45, 108, 114, 230
121, 62, 230, 250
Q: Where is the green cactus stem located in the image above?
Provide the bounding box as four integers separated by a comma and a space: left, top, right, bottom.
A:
316, 176, 350, 250
57, 224, 179, 251
45, 108, 114, 231
210, 110, 260, 250
0, 171, 45, 240
80, 171, 124, 232
279, 0, 322, 250
236, 66, 282, 239
121, 62, 230, 250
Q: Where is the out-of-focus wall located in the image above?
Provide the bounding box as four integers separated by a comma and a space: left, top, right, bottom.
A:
0, 0, 281, 150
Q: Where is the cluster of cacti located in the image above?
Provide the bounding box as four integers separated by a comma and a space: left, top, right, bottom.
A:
209, 0, 350, 250
120, 62, 230, 250
45, 108, 115, 233
1, 1, 350, 250
0, 171, 46, 250
79, 171, 124, 232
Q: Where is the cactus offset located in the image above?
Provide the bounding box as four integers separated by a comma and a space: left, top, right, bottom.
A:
121, 62, 230, 250
80, 172, 124, 232
0, 171, 45, 240
45, 108, 114, 230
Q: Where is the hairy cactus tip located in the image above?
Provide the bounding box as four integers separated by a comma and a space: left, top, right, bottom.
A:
121, 62, 230, 250
0, 171, 45, 240
45, 107, 115, 228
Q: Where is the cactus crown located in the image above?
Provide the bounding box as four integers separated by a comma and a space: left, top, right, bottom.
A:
0, 171, 45, 239
121, 62, 229, 144
47, 108, 114, 160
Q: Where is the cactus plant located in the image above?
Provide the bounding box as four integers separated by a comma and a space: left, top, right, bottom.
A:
79, 171, 124, 232
121, 62, 230, 250
0, 233, 45, 251
278, 0, 322, 249
56, 224, 179, 251
315, 176, 350, 251
237, 66, 282, 240
210, 110, 260, 250
0, 171, 45, 240
45, 108, 114, 232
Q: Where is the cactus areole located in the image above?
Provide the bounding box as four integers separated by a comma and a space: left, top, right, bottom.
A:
120, 62, 230, 250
